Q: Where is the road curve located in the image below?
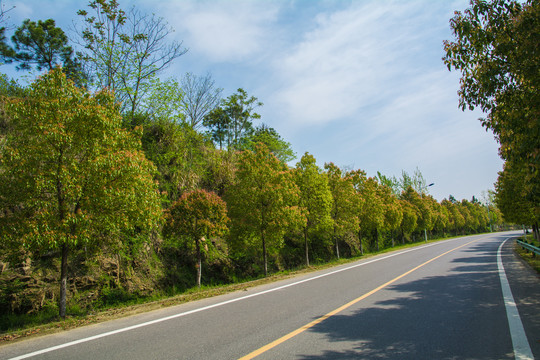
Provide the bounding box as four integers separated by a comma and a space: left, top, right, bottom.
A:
1, 231, 538, 360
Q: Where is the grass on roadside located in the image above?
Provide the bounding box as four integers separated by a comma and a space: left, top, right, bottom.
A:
515, 234, 540, 274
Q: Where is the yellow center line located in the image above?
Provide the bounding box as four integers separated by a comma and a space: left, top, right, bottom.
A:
238, 238, 480, 360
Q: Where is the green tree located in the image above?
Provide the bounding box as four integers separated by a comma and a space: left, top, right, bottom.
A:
140, 77, 185, 124
442, 198, 466, 235
200, 148, 237, 197
325, 162, 359, 258
401, 186, 433, 242
458, 201, 473, 234
377, 171, 401, 197
77, 0, 187, 114
0, 74, 25, 144
399, 168, 429, 194
1, 19, 84, 85
426, 196, 447, 237
0, 69, 162, 318
226, 144, 303, 276
203, 107, 230, 150
443, 0, 539, 207
132, 116, 209, 204
399, 199, 418, 243
295, 153, 333, 266
243, 124, 296, 163
347, 169, 368, 253
357, 177, 385, 251
495, 161, 539, 239
165, 189, 229, 287
204, 88, 262, 150
379, 184, 403, 248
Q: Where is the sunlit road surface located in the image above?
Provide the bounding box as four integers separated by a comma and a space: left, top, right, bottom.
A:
1, 231, 538, 360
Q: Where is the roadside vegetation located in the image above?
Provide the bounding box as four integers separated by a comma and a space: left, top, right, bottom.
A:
0, 0, 537, 339
0, 234, 490, 342
516, 235, 540, 274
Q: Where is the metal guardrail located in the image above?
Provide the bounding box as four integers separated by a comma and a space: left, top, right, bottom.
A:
516, 239, 540, 256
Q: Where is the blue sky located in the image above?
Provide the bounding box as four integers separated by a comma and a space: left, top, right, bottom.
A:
2, 0, 503, 201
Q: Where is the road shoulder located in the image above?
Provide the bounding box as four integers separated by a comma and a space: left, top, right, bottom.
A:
502, 238, 540, 358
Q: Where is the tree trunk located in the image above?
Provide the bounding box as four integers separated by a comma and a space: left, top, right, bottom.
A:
195, 238, 202, 288
59, 243, 69, 318
334, 226, 340, 259
358, 229, 364, 255
262, 230, 268, 277
304, 228, 310, 267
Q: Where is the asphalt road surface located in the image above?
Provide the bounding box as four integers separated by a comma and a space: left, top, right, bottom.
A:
1, 231, 538, 360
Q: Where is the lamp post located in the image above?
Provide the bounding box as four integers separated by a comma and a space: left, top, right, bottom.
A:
421, 183, 435, 242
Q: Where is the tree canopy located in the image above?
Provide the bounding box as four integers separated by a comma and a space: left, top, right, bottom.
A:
165, 189, 229, 287
226, 144, 303, 275
204, 88, 262, 151
1, 18, 84, 85
0, 69, 162, 317
443, 0, 539, 234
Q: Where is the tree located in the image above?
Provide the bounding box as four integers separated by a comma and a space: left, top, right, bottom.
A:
399, 168, 429, 194
1, 19, 84, 85
442, 199, 466, 235
495, 161, 539, 240
77, 0, 187, 114
165, 190, 229, 287
443, 0, 539, 207
356, 177, 385, 251
140, 77, 185, 124
130, 115, 209, 204
295, 153, 333, 266
0, 73, 25, 144
204, 88, 262, 150
200, 148, 237, 197
401, 186, 434, 241
242, 124, 296, 163
0, 69, 162, 318
427, 196, 448, 237
377, 171, 401, 196
481, 189, 502, 231
226, 144, 303, 276
324, 162, 359, 258
379, 184, 403, 248
180, 72, 222, 130
347, 169, 368, 253
203, 107, 230, 150
399, 199, 418, 243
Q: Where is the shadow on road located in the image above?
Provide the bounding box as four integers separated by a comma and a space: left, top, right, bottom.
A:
297, 242, 514, 360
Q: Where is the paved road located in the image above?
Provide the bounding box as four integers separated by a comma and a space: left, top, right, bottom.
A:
1, 231, 538, 359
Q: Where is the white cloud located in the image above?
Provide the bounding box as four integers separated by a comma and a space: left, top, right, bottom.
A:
159, 0, 280, 63
271, 1, 428, 126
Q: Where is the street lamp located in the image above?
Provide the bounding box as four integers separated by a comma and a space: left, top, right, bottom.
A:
421, 183, 434, 242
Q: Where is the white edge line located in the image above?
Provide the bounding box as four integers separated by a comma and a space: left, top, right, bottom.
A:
8, 236, 481, 359
497, 237, 534, 360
